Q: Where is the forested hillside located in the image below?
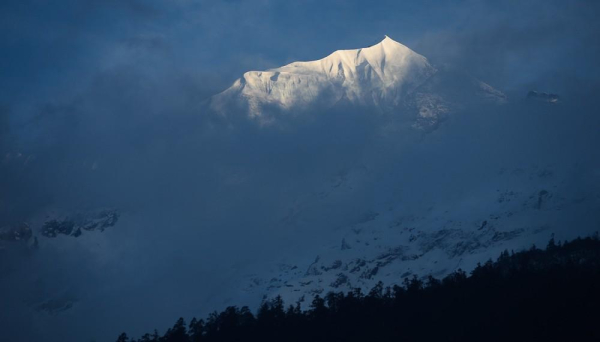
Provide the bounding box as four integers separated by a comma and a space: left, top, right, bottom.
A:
116, 235, 600, 342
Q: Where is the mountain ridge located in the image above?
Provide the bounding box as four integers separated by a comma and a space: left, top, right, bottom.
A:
209, 36, 506, 127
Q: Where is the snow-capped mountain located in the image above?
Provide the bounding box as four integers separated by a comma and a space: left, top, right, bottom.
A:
2, 33, 597, 342
198, 36, 598, 311
209, 36, 506, 127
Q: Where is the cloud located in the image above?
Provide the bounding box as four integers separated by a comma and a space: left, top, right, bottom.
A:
413, 0, 600, 93
0, 1, 599, 341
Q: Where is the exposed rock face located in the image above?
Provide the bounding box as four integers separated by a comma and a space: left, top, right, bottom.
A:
2, 209, 119, 243
527, 91, 559, 103
41, 209, 119, 238
0, 208, 120, 315
34, 297, 77, 315
0, 223, 32, 242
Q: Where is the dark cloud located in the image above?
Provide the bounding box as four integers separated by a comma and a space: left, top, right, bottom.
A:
413, 0, 600, 94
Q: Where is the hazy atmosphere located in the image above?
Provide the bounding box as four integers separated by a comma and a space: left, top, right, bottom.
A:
1, 1, 599, 341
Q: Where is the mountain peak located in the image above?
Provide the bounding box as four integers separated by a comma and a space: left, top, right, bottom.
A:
326, 35, 417, 62
210, 36, 436, 120
371, 35, 409, 50
209, 35, 505, 126
381, 34, 397, 44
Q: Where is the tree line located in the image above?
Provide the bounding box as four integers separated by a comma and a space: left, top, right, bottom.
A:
117, 235, 600, 342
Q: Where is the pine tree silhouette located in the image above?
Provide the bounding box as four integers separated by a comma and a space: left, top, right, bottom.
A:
117, 236, 600, 342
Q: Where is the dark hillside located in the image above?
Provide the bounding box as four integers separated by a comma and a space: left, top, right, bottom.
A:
117, 235, 600, 342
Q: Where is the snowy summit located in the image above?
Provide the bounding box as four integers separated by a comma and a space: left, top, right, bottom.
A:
209, 35, 506, 126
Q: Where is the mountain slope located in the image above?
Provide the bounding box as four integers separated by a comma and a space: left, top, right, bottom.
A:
227, 161, 600, 309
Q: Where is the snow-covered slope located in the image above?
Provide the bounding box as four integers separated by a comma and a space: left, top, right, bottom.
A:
209, 36, 506, 127
201, 93, 599, 310
230, 162, 599, 308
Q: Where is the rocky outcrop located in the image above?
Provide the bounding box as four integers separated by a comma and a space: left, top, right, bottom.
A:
527, 91, 559, 103
0, 223, 33, 242
41, 209, 119, 238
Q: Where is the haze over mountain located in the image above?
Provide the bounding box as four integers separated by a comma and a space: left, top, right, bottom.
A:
1, 2, 599, 340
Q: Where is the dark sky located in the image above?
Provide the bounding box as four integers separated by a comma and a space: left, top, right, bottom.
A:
2, 0, 599, 109
1, 1, 599, 341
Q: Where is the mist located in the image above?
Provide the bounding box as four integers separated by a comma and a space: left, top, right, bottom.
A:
1, 1, 599, 341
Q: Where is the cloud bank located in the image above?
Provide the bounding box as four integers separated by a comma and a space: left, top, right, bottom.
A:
0, 1, 599, 341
